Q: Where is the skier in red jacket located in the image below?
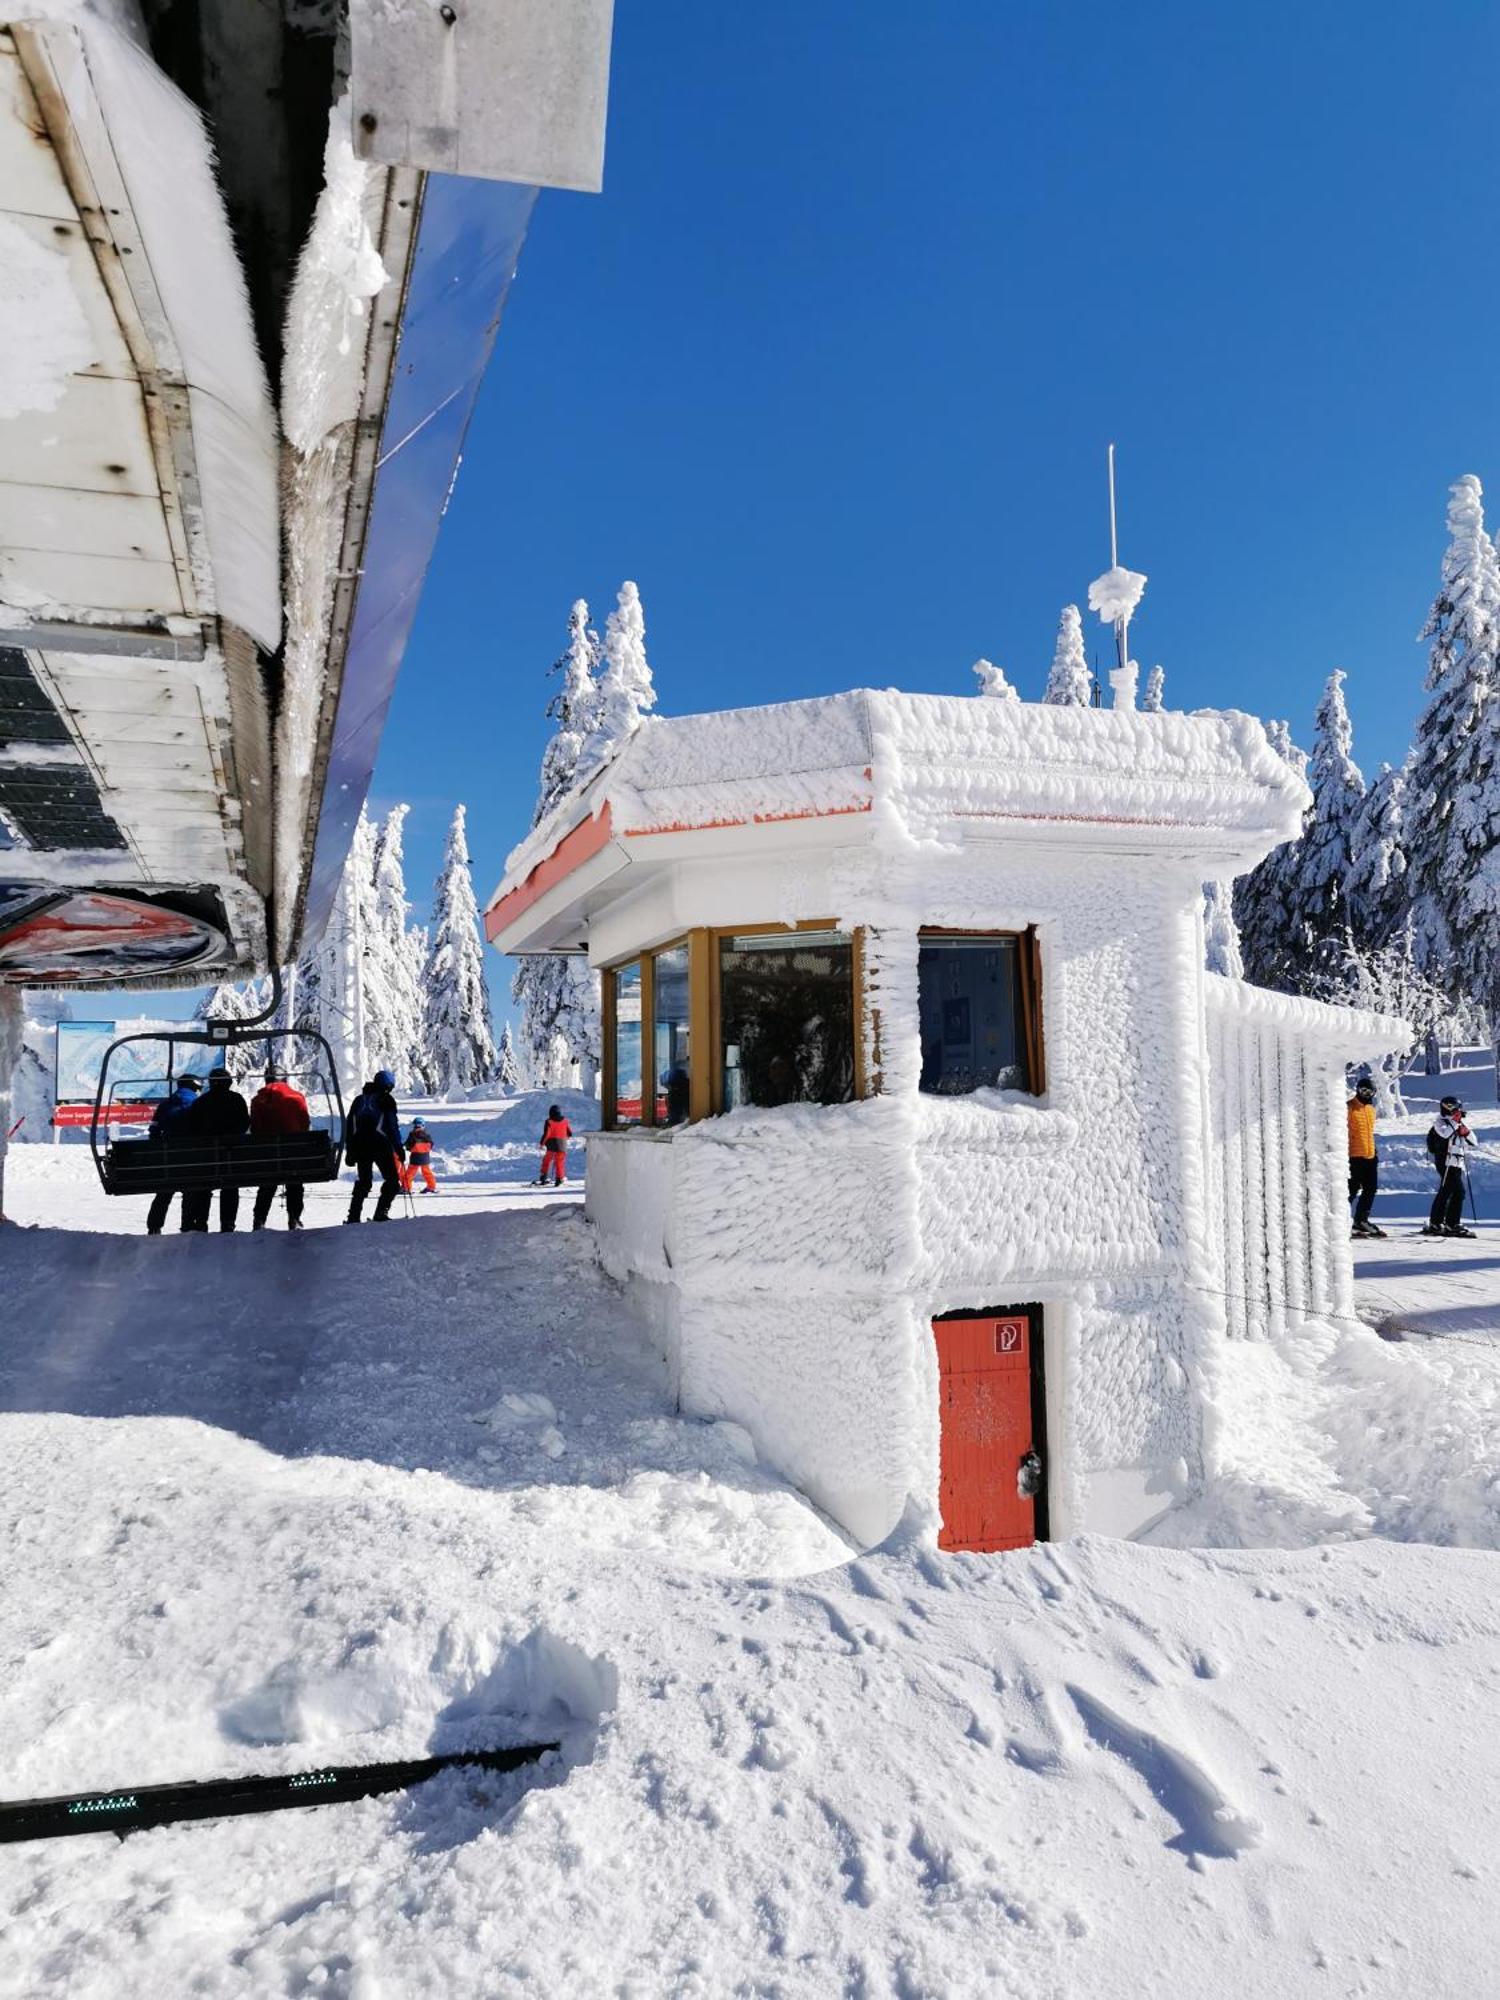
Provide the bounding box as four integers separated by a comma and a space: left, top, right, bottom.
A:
537, 1104, 571, 1186
249, 1064, 311, 1230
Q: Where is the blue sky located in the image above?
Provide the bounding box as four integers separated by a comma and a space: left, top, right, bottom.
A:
377, 0, 1500, 956
104, 3, 1500, 1027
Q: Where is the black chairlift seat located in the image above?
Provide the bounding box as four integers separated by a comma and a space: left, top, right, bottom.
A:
88, 980, 346, 1200
102, 1131, 338, 1197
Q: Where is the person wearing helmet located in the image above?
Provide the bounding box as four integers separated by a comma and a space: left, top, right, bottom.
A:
537, 1103, 571, 1187
345, 1068, 404, 1223
1346, 1074, 1385, 1239
401, 1118, 437, 1195
180, 1064, 250, 1232
250, 1061, 312, 1229
1423, 1095, 1477, 1239
145, 1072, 202, 1234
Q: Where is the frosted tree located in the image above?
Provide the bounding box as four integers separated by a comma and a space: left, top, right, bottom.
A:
1142, 664, 1166, 713
515, 594, 620, 1091
496, 1021, 521, 1093
973, 657, 1019, 700
197, 976, 271, 1078
1235, 720, 1310, 991
421, 803, 499, 1095
1290, 670, 1366, 980
583, 580, 656, 772
1202, 881, 1245, 978
370, 805, 432, 1091
1403, 474, 1500, 997
1345, 762, 1407, 949
1043, 605, 1091, 706
315, 802, 379, 1090
537, 599, 603, 818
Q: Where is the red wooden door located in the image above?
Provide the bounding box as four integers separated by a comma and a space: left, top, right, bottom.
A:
934, 1313, 1039, 1552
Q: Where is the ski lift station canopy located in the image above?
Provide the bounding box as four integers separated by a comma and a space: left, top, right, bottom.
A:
486, 690, 1409, 1553
0, 0, 613, 991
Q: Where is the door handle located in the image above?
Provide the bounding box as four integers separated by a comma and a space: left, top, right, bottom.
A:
1017, 1450, 1042, 1499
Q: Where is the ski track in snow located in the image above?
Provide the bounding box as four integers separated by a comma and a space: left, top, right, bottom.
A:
2, 1130, 1500, 1993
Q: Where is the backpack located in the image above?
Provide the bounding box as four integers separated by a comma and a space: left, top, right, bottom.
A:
350, 1093, 383, 1143
1427, 1124, 1448, 1166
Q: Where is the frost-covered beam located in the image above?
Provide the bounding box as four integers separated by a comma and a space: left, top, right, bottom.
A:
349, 0, 614, 192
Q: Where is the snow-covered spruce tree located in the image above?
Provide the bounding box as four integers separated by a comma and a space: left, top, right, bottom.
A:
1202, 881, 1245, 978
1289, 670, 1366, 987
496, 1021, 521, 1093
582, 580, 656, 769
1234, 720, 1311, 991
515, 591, 640, 1091
1403, 474, 1500, 1002
422, 803, 499, 1096
371, 804, 432, 1091
197, 977, 270, 1078
317, 802, 379, 1090
973, 658, 1019, 700
1142, 664, 1166, 713
1043, 605, 1091, 705
1344, 761, 1407, 950
538, 598, 603, 814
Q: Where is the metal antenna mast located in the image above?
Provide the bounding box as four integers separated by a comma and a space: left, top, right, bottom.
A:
1107, 442, 1128, 675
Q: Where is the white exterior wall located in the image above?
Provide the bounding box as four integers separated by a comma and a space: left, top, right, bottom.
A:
585, 837, 1245, 1549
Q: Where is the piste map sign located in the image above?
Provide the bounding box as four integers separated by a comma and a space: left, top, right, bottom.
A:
54, 1022, 170, 1118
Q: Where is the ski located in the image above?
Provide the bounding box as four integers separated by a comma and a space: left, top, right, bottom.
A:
0, 1742, 559, 1846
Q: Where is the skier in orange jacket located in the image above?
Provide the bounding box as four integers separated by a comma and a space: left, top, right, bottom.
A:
537, 1104, 571, 1186
401, 1119, 437, 1194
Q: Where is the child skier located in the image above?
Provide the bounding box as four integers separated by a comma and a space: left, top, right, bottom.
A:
402, 1119, 437, 1194
1423, 1095, 1477, 1239
537, 1103, 571, 1186
1346, 1075, 1385, 1238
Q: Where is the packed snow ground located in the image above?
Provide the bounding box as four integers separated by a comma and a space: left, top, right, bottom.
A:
3, 1091, 1500, 1994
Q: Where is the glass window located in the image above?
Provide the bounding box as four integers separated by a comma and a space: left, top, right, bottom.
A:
917, 934, 1033, 1095
613, 960, 643, 1125
653, 943, 692, 1126
719, 931, 856, 1110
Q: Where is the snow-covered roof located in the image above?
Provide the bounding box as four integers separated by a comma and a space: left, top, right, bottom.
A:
488, 689, 1311, 950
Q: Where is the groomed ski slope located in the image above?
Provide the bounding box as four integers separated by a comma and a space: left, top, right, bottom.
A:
1, 1099, 1499, 1996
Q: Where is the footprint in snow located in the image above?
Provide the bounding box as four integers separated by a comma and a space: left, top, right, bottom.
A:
1066, 1684, 1262, 1863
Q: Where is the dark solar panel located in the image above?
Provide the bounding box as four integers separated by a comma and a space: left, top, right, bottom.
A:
0, 764, 128, 852
0, 649, 72, 747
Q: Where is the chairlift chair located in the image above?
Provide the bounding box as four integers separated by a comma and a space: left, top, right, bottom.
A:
88, 976, 346, 1200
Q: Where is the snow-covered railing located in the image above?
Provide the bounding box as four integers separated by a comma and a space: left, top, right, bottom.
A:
1203, 976, 1408, 1340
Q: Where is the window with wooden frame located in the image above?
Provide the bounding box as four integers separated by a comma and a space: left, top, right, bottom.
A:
916, 928, 1044, 1097
600, 922, 868, 1129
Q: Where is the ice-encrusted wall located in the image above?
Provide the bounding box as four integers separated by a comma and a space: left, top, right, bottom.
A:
562, 692, 1407, 1550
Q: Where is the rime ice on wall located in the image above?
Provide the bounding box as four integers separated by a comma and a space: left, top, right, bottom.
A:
498, 690, 1407, 1547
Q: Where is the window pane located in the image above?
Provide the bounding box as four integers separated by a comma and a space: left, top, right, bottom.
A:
614, 961, 643, 1124
719, 931, 856, 1110
917, 936, 1032, 1095
653, 944, 692, 1126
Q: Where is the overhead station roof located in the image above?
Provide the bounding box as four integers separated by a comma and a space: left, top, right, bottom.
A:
0, 0, 615, 988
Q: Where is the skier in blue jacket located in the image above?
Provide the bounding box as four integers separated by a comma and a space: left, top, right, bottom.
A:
344, 1069, 405, 1223
145, 1073, 201, 1235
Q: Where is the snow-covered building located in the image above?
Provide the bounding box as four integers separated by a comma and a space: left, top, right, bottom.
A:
487, 691, 1406, 1552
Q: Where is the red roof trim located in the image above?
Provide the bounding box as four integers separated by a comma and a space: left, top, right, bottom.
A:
485, 803, 615, 940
